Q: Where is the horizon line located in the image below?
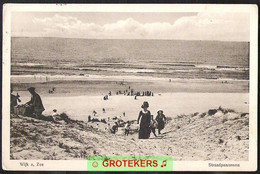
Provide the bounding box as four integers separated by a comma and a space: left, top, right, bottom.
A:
11, 36, 250, 43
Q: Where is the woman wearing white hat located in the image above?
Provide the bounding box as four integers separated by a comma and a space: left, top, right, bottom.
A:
155, 109, 166, 134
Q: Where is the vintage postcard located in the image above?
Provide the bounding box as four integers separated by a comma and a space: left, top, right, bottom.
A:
2, 4, 258, 171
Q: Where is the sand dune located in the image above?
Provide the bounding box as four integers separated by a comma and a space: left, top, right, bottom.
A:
10, 108, 249, 161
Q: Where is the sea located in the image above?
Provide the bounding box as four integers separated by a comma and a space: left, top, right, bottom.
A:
11, 37, 249, 80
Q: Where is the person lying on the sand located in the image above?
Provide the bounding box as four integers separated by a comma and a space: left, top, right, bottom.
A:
137, 101, 152, 139
155, 109, 166, 134
25, 87, 45, 118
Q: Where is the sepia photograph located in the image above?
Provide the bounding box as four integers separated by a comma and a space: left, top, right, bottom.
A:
2, 4, 258, 171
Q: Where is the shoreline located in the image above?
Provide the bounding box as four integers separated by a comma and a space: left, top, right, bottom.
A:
11, 74, 249, 96
11, 74, 249, 83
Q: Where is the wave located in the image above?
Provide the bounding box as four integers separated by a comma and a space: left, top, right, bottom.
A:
12, 63, 46, 67
195, 64, 249, 71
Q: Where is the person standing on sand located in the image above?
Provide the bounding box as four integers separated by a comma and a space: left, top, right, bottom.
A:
150, 115, 157, 137
88, 115, 91, 122
125, 121, 130, 136
137, 101, 152, 139
10, 87, 21, 113
26, 87, 45, 118
155, 109, 166, 134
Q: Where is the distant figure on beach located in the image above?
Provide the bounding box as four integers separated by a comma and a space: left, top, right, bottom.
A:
101, 119, 107, 124
155, 109, 166, 134
26, 87, 45, 118
131, 89, 134, 95
112, 116, 117, 120
88, 115, 91, 122
52, 109, 58, 117
93, 110, 97, 116
137, 101, 152, 139
123, 112, 126, 117
51, 109, 59, 121
103, 108, 106, 113
103, 95, 108, 100
109, 91, 112, 96
125, 121, 130, 136
10, 87, 21, 113
135, 95, 137, 100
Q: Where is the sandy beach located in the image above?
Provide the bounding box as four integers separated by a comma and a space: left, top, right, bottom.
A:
11, 75, 249, 122
10, 74, 250, 162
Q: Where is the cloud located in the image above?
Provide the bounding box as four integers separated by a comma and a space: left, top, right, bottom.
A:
13, 13, 249, 41
172, 12, 249, 41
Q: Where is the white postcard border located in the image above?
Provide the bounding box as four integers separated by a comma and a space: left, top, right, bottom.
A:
2, 4, 258, 171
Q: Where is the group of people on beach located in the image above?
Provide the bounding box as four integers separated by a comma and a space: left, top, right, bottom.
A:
11, 86, 167, 139
11, 87, 45, 119
107, 85, 155, 99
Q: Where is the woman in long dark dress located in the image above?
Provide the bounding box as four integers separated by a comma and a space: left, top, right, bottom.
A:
137, 101, 152, 139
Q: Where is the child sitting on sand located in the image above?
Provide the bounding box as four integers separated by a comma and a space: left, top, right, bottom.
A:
111, 122, 118, 134
51, 109, 59, 121
52, 109, 58, 117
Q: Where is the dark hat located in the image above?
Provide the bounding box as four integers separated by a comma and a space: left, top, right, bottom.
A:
27, 87, 35, 92
141, 101, 149, 108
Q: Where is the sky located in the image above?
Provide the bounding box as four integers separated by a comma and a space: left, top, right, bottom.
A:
11, 12, 250, 41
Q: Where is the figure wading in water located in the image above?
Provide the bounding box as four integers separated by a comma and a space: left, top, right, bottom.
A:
137, 101, 152, 139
